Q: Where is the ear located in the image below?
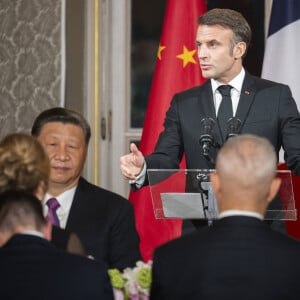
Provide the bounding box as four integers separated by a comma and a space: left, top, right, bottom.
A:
0, 232, 10, 247
233, 41, 247, 59
210, 172, 220, 196
35, 181, 46, 201
0, 233, 5, 247
266, 177, 281, 204
43, 221, 52, 241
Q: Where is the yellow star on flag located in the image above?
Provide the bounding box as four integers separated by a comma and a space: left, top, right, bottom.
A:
157, 44, 166, 60
176, 46, 197, 68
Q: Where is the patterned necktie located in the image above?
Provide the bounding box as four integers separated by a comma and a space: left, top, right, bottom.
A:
217, 85, 233, 141
46, 198, 60, 226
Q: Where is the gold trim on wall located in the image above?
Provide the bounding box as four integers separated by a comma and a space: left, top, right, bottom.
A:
94, 0, 99, 184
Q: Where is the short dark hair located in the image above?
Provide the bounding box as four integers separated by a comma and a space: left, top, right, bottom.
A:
198, 8, 252, 57
0, 190, 46, 232
31, 107, 91, 145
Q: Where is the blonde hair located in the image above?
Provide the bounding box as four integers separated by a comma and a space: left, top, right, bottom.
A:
0, 133, 50, 195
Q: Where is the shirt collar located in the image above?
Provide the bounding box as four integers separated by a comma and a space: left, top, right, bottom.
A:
218, 209, 264, 220
44, 186, 77, 214
22, 230, 45, 238
211, 67, 245, 94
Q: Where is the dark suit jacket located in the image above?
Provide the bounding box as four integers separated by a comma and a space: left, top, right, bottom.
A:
51, 225, 85, 255
0, 234, 114, 300
145, 72, 300, 174
65, 177, 141, 270
150, 216, 300, 300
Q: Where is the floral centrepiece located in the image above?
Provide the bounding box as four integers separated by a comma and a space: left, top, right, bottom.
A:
108, 260, 152, 300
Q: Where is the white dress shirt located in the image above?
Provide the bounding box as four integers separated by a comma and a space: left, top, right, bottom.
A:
211, 67, 245, 116
218, 209, 264, 220
22, 230, 45, 238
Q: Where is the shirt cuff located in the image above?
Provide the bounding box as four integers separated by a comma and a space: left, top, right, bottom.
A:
129, 162, 147, 189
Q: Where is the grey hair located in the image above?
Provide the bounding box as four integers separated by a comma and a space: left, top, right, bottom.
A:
216, 134, 277, 188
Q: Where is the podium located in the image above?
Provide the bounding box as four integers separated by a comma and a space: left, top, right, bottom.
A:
147, 169, 297, 221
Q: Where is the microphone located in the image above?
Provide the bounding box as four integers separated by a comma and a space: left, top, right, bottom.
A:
226, 117, 242, 139
199, 117, 217, 160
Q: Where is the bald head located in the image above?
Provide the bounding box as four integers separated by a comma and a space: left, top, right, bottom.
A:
211, 134, 281, 214
217, 134, 277, 187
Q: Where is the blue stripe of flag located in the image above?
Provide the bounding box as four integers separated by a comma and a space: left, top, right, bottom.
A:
268, 0, 300, 36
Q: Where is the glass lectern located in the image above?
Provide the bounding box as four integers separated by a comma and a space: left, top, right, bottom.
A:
147, 169, 297, 221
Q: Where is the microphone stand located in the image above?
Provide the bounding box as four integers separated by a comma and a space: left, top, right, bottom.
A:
226, 117, 242, 139
199, 117, 220, 167
195, 117, 242, 228
196, 173, 213, 226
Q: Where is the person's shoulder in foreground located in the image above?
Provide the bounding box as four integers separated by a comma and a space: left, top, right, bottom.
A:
150, 131, 300, 300
0, 235, 114, 300
0, 190, 114, 300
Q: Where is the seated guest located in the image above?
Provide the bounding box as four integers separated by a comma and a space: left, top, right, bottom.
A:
0, 190, 114, 300
0, 133, 84, 255
150, 134, 300, 300
31, 107, 141, 270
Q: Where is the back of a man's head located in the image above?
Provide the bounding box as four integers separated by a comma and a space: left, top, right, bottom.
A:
212, 134, 280, 213
217, 134, 277, 186
0, 190, 47, 245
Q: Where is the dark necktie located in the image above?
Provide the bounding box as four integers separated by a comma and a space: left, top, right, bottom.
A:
46, 198, 60, 226
217, 85, 233, 141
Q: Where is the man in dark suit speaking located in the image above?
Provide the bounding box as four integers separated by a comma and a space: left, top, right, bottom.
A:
0, 190, 114, 300
150, 134, 300, 300
121, 8, 300, 177
32, 107, 141, 270
120, 8, 300, 232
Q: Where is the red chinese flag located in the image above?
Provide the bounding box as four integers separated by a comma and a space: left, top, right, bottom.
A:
129, 0, 207, 262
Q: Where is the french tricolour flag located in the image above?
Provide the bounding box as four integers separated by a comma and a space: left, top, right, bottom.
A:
262, 0, 300, 161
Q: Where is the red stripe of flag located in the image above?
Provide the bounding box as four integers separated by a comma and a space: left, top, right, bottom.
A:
129, 0, 207, 262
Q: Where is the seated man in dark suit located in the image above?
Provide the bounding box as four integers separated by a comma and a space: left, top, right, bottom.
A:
150, 134, 300, 300
0, 190, 114, 300
31, 107, 141, 270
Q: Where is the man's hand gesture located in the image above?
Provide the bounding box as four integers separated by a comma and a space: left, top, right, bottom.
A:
120, 143, 145, 180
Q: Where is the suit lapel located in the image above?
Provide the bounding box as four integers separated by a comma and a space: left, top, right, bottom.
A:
65, 178, 85, 230
235, 72, 257, 130
199, 80, 217, 119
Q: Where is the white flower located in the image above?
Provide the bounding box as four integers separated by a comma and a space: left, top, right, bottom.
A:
108, 260, 152, 300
